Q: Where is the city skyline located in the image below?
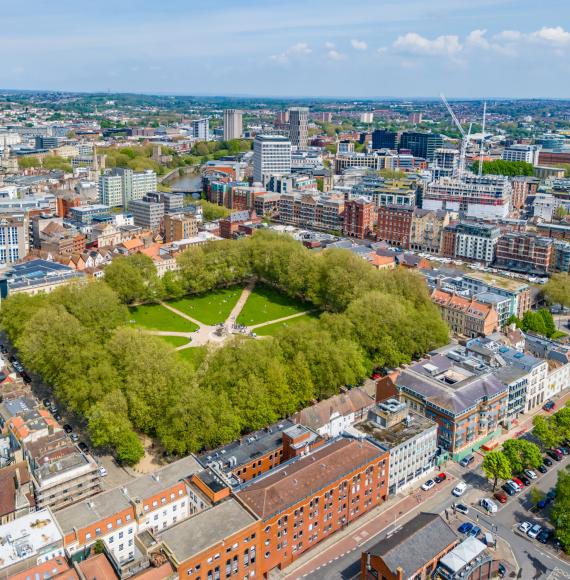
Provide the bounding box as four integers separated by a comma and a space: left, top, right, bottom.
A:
2, 0, 570, 98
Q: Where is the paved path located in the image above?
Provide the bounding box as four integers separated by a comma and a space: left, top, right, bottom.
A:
249, 310, 314, 330
225, 281, 256, 329
160, 302, 204, 328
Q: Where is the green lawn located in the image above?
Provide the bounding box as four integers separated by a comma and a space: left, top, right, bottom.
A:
254, 312, 319, 336
168, 287, 244, 326
177, 346, 208, 368
159, 335, 191, 348
236, 284, 308, 326
128, 304, 198, 332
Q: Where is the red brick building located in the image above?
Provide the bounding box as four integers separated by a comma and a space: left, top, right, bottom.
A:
439, 226, 457, 257
495, 233, 553, 274
376, 206, 413, 248
343, 198, 375, 239
237, 437, 389, 577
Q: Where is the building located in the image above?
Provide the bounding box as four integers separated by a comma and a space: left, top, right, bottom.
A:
223, 109, 243, 141
432, 148, 459, 179
409, 208, 450, 254
343, 198, 375, 239
511, 176, 539, 210
493, 365, 529, 422
399, 132, 443, 161
0, 508, 65, 577
395, 349, 508, 457
0, 461, 34, 524
371, 130, 398, 151
163, 213, 198, 243
424, 174, 512, 220
129, 193, 165, 231
434, 536, 498, 580
278, 193, 344, 232
495, 233, 553, 274
254, 192, 281, 218
350, 401, 438, 495
98, 168, 158, 208
292, 388, 375, 438
334, 152, 391, 174
502, 144, 541, 165
0, 213, 28, 264
451, 222, 500, 264
376, 205, 413, 248
236, 436, 389, 576
192, 118, 210, 141
288, 107, 309, 149
253, 135, 292, 183
474, 292, 512, 328
0, 259, 85, 301
361, 512, 458, 580
431, 288, 499, 337
68, 204, 110, 225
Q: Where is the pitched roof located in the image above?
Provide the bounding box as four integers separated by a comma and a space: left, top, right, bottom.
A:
0, 461, 31, 517
367, 512, 457, 577
237, 438, 386, 520
432, 288, 494, 320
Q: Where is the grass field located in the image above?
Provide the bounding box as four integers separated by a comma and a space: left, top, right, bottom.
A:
168, 287, 244, 326
254, 312, 319, 336
236, 284, 308, 326
177, 346, 208, 368
159, 335, 191, 348
128, 304, 198, 332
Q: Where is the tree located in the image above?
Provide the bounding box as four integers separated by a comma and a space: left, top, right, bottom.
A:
552, 470, 570, 552
502, 439, 543, 473
17, 156, 41, 169
200, 201, 230, 221
533, 415, 563, 449
482, 451, 512, 490
472, 159, 534, 177
93, 539, 105, 554
554, 206, 568, 220
544, 274, 570, 310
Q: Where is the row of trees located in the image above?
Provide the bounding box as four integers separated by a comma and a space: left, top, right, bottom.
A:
1, 232, 450, 461
507, 309, 560, 339
18, 155, 73, 173
471, 159, 535, 176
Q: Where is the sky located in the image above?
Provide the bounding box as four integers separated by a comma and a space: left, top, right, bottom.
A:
2, 0, 570, 98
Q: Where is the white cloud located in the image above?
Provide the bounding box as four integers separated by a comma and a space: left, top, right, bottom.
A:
350, 39, 368, 51
327, 49, 346, 61
270, 42, 312, 64
530, 26, 570, 46
466, 29, 489, 49
324, 41, 335, 49
494, 30, 521, 42
393, 32, 462, 57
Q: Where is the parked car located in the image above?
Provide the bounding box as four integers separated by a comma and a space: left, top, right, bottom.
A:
98, 466, 108, 477
78, 442, 89, 453
453, 482, 467, 497
524, 469, 537, 480
421, 479, 436, 491
512, 477, 525, 488
543, 456, 553, 466
538, 464, 548, 474
70, 433, 79, 442
528, 524, 542, 539
54, 413, 62, 422
480, 498, 498, 513
547, 490, 556, 501
21, 373, 31, 384
520, 475, 532, 486
455, 503, 469, 515
538, 497, 551, 509
458, 522, 473, 534
434, 472, 447, 483
63, 424, 73, 434
494, 491, 507, 504
42, 399, 51, 408
498, 563, 507, 578
558, 446, 569, 456
506, 479, 521, 492
501, 483, 516, 496
469, 525, 481, 538
547, 449, 563, 461
543, 400, 556, 412
459, 454, 475, 467
519, 521, 532, 534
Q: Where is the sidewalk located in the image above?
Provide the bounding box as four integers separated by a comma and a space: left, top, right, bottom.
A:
281, 474, 457, 579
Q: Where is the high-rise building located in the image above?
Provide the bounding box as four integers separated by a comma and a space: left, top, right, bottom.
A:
371, 130, 398, 151
399, 132, 443, 161
129, 193, 165, 231
98, 168, 157, 208
275, 110, 289, 125
253, 135, 292, 183
452, 222, 500, 264
223, 109, 243, 141
432, 148, 460, 179
0, 213, 28, 264
191, 118, 210, 141
288, 107, 309, 149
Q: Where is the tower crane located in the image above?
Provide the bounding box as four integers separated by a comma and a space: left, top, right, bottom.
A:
440, 93, 471, 177
478, 101, 487, 176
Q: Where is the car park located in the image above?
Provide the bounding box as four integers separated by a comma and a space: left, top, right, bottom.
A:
543, 456, 553, 466
528, 524, 542, 539
494, 491, 507, 504
480, 498, 498, 513
547, 449, 563, 461
421, 479, 436, 491
458, 522, 473, 534
434, 472, 446, 483
469, 525, 481, 538
501, 483, 516, 496
538, 464, 548, 474
452, 482, 467, 496
519, 521, 532, 534
455, 503, 469, 515
524, 469, 537, 480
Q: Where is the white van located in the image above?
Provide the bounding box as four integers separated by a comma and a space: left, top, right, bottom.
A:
480, 498, 498, 513
452, 482, 467, 497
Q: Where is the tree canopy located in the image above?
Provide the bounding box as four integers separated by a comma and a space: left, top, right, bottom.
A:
482, 450, 512, 490
471, 159, 534, 177
543, 273, 570, 309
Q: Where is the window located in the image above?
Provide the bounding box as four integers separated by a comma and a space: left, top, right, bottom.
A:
119, 544, 124, 551
85, 533, 92, 541
152, 500, 158, 507
125, 514, 131, 522
117, 518, 122, 526
119, 531, 124, 539
107, 523, 113, 530
161, 497, 166, 504
95, 528, 101, 537
109, 536, 114, 544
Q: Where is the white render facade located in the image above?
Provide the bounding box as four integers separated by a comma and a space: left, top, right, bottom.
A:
253, 135, 292, 183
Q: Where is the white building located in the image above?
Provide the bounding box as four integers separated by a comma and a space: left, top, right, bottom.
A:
360, 112, 374, 124
253, 135, 292, 183
98, 168, 157, 208
223, 109, 243, 141
191, 118, 210, 141
288, 107, 309, 149
453, 222, 500, 265
502, 144, 541, 166
432, 148, 459, 179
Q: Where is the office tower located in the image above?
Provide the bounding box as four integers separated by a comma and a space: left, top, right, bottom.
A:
253, 135, 292, 183
223, 109, 243, 141
288, 107, 309, 149
502, 144, 541, 166
98, 168, 157, 208
0, 213, 28, 264
129, 193, 165, 231
371, 130, 399, 151
191, 119, 210, 141
399, 132, 443, 161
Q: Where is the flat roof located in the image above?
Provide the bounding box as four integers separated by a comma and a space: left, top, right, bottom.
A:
439, 536, 487, 574
464, 271, 528, 292
0, 508, 63, 571
161, 499, 257, 564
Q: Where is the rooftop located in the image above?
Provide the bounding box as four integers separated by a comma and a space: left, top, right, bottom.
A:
464, 271, 529, 293
437, 536, 488, 577
237, 438, 386, 520
160, 499, 257, 564
366, 513, 457, 578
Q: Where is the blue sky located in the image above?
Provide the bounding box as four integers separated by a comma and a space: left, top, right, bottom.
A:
2, 0, 570, 98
